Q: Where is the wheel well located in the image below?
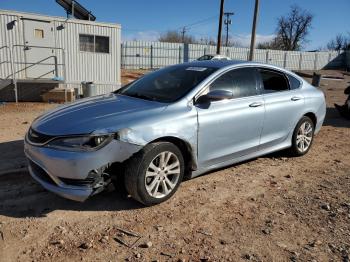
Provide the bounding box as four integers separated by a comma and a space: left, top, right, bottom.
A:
151, 136, 195, 177
304, 112, 317, 127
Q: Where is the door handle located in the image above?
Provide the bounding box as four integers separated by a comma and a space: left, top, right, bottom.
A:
249, 102, 263, 107
291, 96, 302, 101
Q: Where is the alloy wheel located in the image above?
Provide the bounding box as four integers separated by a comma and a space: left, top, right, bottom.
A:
296, 121, 313, 153
145, 151, 181, 198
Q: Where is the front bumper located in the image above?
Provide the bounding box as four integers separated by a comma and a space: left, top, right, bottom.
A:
24, 137, 141, 202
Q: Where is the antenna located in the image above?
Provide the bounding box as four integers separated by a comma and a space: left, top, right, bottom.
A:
56, 0, 96, 21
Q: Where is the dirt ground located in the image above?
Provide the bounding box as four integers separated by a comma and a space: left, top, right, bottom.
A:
0, 70, 349, 262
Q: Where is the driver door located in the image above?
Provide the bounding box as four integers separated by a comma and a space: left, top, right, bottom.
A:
195, 67, 265, 168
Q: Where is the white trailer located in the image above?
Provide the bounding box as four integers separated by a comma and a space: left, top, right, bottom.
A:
0, 9, 121, 101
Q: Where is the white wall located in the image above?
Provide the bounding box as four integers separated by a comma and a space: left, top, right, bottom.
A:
0, 10, 121, 94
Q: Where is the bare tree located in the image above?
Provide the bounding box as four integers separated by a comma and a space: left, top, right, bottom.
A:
276, 5, 313, 50
159, 30, 197, 44
257, 36, 284, 50
255, 6, 313, 51
327, 34, 350, 51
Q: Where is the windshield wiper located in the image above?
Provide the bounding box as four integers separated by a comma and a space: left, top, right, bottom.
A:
124, 92, 157, 101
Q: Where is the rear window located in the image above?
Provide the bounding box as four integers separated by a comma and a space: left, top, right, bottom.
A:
259, 70, 289, 93
287, 75, 301, 90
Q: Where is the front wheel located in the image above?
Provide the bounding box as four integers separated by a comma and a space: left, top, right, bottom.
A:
289, 116, 315, 156
124, 142, 184, 206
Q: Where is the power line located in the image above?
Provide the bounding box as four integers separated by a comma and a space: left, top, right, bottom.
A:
179, 15, 218, 30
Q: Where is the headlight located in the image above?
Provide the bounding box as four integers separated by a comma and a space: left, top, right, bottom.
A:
46, 134, 113, 151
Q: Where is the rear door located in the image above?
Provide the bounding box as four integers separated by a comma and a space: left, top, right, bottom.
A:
196, 67, 265, 167
23, 19, 55, 79
258, 68, 304, 149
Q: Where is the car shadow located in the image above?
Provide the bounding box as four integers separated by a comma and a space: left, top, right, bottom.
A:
323, 107, 350, 128
0, 169, 144, 218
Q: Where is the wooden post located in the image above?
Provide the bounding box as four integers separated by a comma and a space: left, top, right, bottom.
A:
216, 0, 225, 54
249, 0, 260, 61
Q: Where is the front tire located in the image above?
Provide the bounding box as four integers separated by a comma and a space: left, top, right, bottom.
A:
290, 116, 315, 156
124, 142, 184, 206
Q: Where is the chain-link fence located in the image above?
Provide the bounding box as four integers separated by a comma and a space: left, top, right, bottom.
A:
121, 41, 346, 71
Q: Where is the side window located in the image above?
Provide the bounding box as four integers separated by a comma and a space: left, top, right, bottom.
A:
209, 68, 258, 98
259, 70, 289, 93
287, 74, 301, 90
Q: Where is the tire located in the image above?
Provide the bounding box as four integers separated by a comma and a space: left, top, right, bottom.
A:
124, 142, 184, 206
289, 116, 315, 156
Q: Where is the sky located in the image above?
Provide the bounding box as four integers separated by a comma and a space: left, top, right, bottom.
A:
1, 0, 349, 50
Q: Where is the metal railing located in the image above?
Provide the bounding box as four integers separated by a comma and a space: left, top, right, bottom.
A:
0, 44, 67, 102
0, 45, 11, 81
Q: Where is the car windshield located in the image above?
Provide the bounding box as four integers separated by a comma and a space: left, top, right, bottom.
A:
117, 65, 217, 103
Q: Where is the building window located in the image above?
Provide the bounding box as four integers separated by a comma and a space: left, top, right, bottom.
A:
79, 34, 95, 52
95, 36, 109, 53
34, 29, 44, 38
79, 34, 109, 53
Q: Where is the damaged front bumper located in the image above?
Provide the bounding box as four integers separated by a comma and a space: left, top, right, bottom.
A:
24, 138, 141, 202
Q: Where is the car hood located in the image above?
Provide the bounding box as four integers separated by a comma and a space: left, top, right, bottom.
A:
31, 93, 166, 136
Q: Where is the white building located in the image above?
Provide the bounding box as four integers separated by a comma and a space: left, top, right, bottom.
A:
0, 9, 121, 101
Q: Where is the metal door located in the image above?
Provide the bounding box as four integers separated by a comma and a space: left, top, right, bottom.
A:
23, 19, 55, 79
196, 96, 265, 168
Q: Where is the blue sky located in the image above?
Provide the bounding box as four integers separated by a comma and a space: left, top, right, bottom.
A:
1, 0, 349, 50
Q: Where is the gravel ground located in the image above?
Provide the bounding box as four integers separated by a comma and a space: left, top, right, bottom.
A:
0, 70, 349, 261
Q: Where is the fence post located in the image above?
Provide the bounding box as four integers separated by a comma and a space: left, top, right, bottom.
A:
150, 45, 153, 69
299, 52, 303, 70
204, 47, 206, 55
283, 52, 287, 68
183, 43, 189, 62
121, 43, 123, 69
178, 46, 182, 64
314, 53, 318, 70
265, 50, 269, 64
328, 53, 332, 63
247, 50, 250, 60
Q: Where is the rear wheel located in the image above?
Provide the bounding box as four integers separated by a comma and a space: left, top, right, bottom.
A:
290, 116, 315, 156
124, 142, 184, 205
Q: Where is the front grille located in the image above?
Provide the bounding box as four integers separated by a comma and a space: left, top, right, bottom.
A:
27, 128, 55, 145
59, 177, 97, 187
29, 160, 56, 185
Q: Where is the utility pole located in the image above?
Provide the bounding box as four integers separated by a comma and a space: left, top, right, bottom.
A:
181, 27, 187, 43
249, 0, 260, 61
224, 12, 234, 47
216, 0, 225, 54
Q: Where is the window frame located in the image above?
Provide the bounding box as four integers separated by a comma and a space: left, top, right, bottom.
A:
194, 66, 261, 103
257, 68, 291, 94
79, 33, 110, 54
286, 74, 302, 90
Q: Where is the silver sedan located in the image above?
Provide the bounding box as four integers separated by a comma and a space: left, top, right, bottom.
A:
24, 60, 326, 205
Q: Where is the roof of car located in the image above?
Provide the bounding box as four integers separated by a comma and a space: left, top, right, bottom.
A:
182, 59, 248, 69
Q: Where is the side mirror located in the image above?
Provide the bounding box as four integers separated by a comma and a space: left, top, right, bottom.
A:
196, 89, 233, 104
